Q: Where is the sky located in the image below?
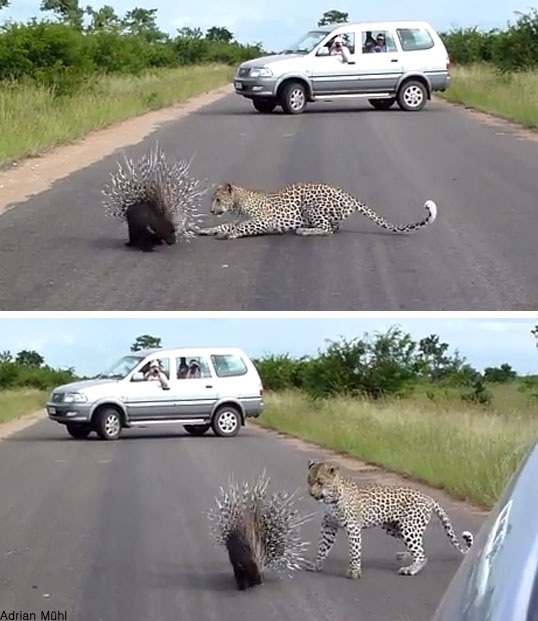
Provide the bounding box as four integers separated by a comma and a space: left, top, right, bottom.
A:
0, 317, 535, 376
1, 0, 530, 51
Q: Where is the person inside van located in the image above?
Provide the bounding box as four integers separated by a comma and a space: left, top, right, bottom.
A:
177, 358, 189, 379
363, 33, 376, 53
144, 360, 170, 390
186, 359, 201, 379
372, 33, 386, 52
329, 35, 350, 62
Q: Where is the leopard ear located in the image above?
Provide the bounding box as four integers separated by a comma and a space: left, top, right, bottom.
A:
222, 182, 233, 194
327, 464, 339, 475
308, 459, 316, 469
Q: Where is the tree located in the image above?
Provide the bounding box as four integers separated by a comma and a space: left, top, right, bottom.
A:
176, 26, 204, 39
131, 335, 162, 352
484, 363, 517, 383
15, 350, 45, 367
0, 350, 13, 363
206, 26, 233, 43
40, 0, 85, 30
417, 334, 451, 379
122, 8, 165, 42
317, 9, 349, 26
532, 321, 538, 346
86, 4, 121, 31
0, 0, 10, 9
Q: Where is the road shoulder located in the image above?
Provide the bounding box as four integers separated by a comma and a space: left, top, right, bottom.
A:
0, 84, 233, 215
0, 409, 45, 441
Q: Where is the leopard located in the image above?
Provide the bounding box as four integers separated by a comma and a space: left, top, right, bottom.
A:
305, 460, 473, 579
197, 182, 437, 240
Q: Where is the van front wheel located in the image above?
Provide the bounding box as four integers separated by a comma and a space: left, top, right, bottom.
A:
95, 408, 122, 441
281, 82, 307, 114
184, 424, 211, 436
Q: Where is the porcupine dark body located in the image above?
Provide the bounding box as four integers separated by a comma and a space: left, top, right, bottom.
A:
208, 471, 313, 591
227, 530, 263, 590
124, 201, 175, 252
102, 144, 206, 252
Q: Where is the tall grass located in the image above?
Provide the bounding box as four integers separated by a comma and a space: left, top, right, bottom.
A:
0, 389, 47, 424
0, 64, 234, 167
442, 63, 538, 129
259, 390, 538, 508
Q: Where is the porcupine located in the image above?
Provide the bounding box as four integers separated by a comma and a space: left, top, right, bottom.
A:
207, 471, 314, 591
102, 144, 206, 252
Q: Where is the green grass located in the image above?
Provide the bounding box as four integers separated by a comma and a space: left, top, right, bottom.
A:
259, 390, 538, 509
440, 63, 538, 129
0, 64, 234, 167
0, 388, 48, 424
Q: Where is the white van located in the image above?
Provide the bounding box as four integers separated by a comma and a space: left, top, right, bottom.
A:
233, 20, 450, 114
46, 346, 263, 440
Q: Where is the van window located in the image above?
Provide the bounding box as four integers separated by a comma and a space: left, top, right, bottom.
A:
396, 27, 434, 51
320, 32, 356, 55
175, 356, 211, 380
211, 354, 248, 377
361, 30, 397, 54
140, 357, 170, 379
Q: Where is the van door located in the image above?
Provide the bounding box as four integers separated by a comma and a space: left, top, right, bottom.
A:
395, 25, 441, 74
209, 352, 261, 416
308, 30, 360, 95
123, 355, 176, 419
169, 353, 219, 418
355, 28, 403, 93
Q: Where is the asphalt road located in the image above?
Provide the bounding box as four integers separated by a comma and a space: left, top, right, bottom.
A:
0, 418, 485, 621
0, 94, 536, 310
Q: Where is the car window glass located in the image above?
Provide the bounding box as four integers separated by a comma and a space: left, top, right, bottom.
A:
140, 358, 170, 379
175, 356, 211, 379
322, 32, 356, 55
361, 30, 397, 54
211, 354, 248, 377
396, 27, 434, 51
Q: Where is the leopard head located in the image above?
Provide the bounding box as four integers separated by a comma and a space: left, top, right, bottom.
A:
210, 183, 238, 216
307, 460, 341, 504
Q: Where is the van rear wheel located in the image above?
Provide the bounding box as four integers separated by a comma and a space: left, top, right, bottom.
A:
212, 406, 241, 437
397, 80, 427, 111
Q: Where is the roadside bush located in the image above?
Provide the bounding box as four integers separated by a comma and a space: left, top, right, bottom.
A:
301, 328, 420, 400
0, 20, 263, 87
0, 351, 77, 390
441, 9, 538, 71
461, 379, 493, 406
0, 21, 94, 87
253, 354, 309, 392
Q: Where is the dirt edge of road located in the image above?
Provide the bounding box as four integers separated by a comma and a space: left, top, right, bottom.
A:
0, 84, 234, 215
0, 409, 45, 441
248, 421, 490, 517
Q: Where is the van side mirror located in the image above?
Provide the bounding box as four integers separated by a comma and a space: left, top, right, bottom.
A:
132, 372, 145, 382
317, 47, 330, 56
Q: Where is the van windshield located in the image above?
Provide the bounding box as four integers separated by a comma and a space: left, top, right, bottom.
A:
282, 30, 328, 54
97, 355, 144, 380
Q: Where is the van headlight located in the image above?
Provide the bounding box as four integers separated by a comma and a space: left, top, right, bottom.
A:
63, 392, 87, 403
250, 67, 273, 78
